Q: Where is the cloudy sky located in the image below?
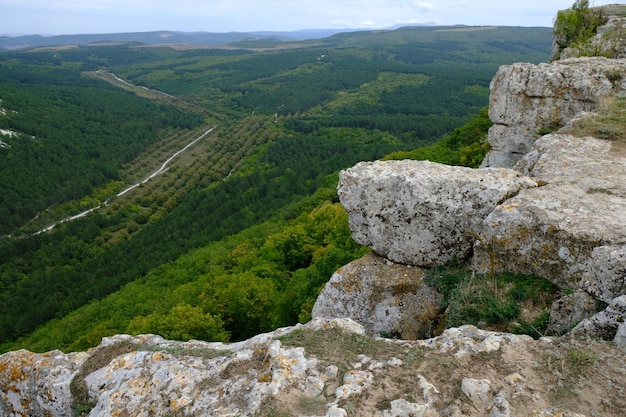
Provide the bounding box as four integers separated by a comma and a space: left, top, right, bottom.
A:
0, 0, 618, 36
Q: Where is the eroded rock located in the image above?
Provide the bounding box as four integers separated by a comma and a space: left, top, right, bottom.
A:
473, 134, 626, 309
312, 252, 443, 339
482, 58, 626, 168
2, 319, 624, 417
338, 160, 536, 267
0, 349, 88, 417
569, 295, 626, 341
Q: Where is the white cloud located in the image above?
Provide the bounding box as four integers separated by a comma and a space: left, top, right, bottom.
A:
412, 1, 435, 12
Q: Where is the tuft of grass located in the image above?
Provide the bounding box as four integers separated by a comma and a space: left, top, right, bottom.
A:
136, 344, 232, 360
562, 97, 626, 141
426, 267, 558, 337
70, 341, 136, 416
296, 395, 328, 415
278, 328, 405, 367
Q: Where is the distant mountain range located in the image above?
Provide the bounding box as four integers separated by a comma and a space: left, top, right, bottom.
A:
0, 24, 438, 50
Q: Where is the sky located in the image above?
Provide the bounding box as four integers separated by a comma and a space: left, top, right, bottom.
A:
0, 0, 620, 36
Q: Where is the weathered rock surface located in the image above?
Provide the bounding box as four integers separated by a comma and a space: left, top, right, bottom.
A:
2, 319, 625, 417
311, 252, 442, 339
481, 57, 626, 168
473, 134, 626, 305
569, 295, 626, 342
0, 349, 89, 417
547, 289, 598, 335
338, 160, 536, 267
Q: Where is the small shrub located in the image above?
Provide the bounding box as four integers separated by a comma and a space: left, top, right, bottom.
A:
554, 0, 608, 56
605, 70, 624, 83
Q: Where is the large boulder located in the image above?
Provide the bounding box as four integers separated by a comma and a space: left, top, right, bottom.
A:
481, 57, 626, 168
338, 160, 536, 267
473, 134, 626, 305
311, 252, 443, 339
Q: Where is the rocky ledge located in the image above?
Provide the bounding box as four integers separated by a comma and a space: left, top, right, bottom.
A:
2, 318, 625, 417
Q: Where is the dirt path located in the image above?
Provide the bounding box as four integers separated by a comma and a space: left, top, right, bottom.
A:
35, 126, 217, 234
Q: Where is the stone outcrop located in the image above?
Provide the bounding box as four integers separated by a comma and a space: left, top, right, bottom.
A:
569, 295, 626, 341
4, 7, 626, 417
472, 133, 626, 305
311, 252, 442, 339
3, 318, 625, 417
0, 349, 89, 417
328, 55, 626, 339
481, 57, 626, 168
337, 159, 536, 266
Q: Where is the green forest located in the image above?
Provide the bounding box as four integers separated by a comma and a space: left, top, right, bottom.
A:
0, 25, 553, 353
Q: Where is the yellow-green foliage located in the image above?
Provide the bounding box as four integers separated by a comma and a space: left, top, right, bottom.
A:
554, 0, 608, 56
3, 198, 366, 353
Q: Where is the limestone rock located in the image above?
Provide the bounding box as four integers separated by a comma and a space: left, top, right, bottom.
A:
461, 377, 492, 403
473, 134, 626, 305
0, 349, 88, 417
338, 160, 536, 267
555, 14, 626, 61
0, 319, 357, 417
569, 295, 626, 340
614, 323, 626, 346
2, 319, 625, 417
311, 252, 443, 339
481, 58, 626, 168
419, 325, 533, 358
548, 290, 598, 334
382, 398, 429, 417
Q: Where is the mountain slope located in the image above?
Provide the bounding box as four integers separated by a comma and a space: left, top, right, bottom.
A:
0, 25, 552, 352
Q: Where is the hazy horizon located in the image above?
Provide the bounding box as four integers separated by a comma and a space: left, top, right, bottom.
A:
1, 0, 617, 37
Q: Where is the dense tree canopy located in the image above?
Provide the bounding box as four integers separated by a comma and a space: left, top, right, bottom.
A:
0, 25, 552, 352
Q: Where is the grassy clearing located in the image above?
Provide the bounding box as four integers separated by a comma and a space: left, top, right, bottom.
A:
278, 327, 410, 370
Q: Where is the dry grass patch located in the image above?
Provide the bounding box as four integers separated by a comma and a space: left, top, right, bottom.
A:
562, 97, 626, 141
278, 328, 408, 370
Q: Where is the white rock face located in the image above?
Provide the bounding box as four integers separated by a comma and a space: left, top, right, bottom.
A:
473, 134, 626, 305
482, 57, 626, 168
312, 252, 442, 339
0, 319, 361, 417
338, 160, 536, 267
548, 290, 598, 334
461, 377, 492, 403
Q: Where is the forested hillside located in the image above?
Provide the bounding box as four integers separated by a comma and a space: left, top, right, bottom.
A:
0, 25, 552, 353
